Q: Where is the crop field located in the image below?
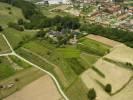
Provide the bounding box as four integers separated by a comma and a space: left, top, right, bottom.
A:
109, 79, 133, 100
78, 37, 110, 56
0, 55, 45, 99
81, 43, 133, 100
94, 59, 133, 93
0, 34, 11, 54
15, 38, 107, 100
0, 2, 24, 27
4, 75, 62, 100
105, 44, 133, 66
81, 69, 110, 100
65, 78, 89, 100
3, 28, 36, 48
86, 34, 122, 47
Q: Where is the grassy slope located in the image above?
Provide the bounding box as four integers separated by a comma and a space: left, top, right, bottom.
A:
15, 38, 107, 100
3, 28, 36, 48
0, 57, 15, 80
0, 2, 24, 27
78, 38, 110, 56
0, 34, 11, 53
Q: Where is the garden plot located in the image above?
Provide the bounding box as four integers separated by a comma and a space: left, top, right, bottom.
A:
86, 34, 122, 47
94, 59, 133, 93
105, 44, 133, 65
0, 34, 11, 54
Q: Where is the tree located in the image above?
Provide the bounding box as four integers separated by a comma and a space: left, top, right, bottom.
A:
36, 29, 46, 38
18, 19, 24, 25
105, 84, 112, 93
0, 26, 3, 32
88, 88, 96, 100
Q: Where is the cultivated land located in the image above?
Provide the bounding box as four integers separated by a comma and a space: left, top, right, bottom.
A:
105, 44, 133, 66
81, 36, 133, 100
0, 55, 45, 99
86, 34, 122, 47
0, 1, 133, 100
4, 75, 62, 100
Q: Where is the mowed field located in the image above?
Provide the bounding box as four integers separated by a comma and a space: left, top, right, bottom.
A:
0, 2, 24, 27
94, 59, 132, 93
0, 34, 11, 54
4, 75, 62, 100
81, 36, 133, 100
105, 44, 133, 66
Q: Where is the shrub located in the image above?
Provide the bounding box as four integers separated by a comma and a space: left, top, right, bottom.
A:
105, 84, 112, 93
88, 88, 96, 100
0, 26, 3, 32
18, 19, 24, 25
8, 22, 24, 31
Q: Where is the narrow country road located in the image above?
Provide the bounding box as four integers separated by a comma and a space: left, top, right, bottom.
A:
1, 34, 69, 100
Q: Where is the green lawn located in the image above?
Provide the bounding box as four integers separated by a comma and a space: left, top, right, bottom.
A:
3, 28, 36, 49
0, 2, 24, 27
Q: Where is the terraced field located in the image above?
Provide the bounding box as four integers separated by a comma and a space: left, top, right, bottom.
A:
81, 38, 133, 100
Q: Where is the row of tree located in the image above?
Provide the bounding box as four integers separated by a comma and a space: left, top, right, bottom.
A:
80, 23, 133, 48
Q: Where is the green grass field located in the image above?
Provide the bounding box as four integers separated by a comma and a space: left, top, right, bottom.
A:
0, 34, 11, 54
14, 37, 109, 100
0, 2, 24, 27
41, 5, 71, 18
65, 78, 89, 100
0, 57, 15, 80
3, 28, 36, 49
78, 38, 110, 56
0, 55, 44, 99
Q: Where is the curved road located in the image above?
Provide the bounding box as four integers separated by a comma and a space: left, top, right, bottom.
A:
2, 34, 69, 100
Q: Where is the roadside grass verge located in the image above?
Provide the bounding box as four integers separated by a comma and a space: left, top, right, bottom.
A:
0, 34, 11, 54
